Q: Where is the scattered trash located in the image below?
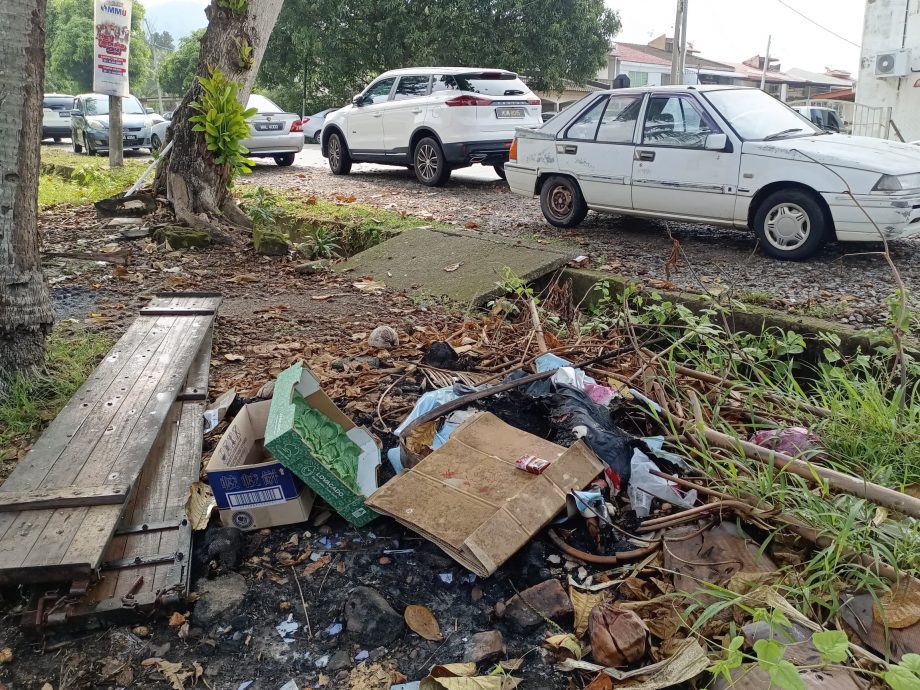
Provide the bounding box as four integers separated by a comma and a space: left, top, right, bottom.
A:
314, 655, 329, 668
368, 412, 603, 576
588, 604, 649, 666
749, 426, 824, 458
236, 682, 254, 690
439, 573, 454, 585
354, 650, 369, 662
185, 482, 217, 531
368, 325, 400, 350
275, 614, 299, 643
627, 449, 697, 518
325, 623, 343, 636
203, 389, 237, 433
276, 681, 298, 690
515, 454, 552, 474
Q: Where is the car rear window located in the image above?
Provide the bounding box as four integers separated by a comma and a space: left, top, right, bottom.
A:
432, 72, 531, 97
248, 94, 284, 114
43, 96, 73, 111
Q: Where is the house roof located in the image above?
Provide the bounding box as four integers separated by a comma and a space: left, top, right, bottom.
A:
813, 87, 855, 100
611, 41, 735, 71
784, 67, 855, 86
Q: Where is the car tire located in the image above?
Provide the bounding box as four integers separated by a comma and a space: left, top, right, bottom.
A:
413, 137, 450, 187
274, 153, 296, 167
327, 132, 352, 175
86, 135, 97, 156
151, 134, 162, 152
540, 175, 588, 228
72, 135, 83, 154
53, 137, 61, 143
753, 189, 828, 261
312, 131, 321, 144
493, 164, 507, 180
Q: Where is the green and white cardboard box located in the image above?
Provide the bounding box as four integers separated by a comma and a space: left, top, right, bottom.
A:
264, 362, 381, 527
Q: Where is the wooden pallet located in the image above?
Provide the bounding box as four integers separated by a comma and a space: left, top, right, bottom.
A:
0, 293, 220, 585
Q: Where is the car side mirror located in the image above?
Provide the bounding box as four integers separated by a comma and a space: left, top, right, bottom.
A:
70, 109, 81, 117
705, 133, 728, 150
145, 107, 155, 114
352, 95, 365, 107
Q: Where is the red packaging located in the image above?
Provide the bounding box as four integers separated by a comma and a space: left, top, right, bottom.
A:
515, 454, 552, 474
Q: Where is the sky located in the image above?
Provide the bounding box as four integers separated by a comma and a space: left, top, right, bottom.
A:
144, 0, 867, 76
608, 0, 866, 75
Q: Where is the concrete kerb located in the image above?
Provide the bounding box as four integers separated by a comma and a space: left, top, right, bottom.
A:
555, 268, 902, 362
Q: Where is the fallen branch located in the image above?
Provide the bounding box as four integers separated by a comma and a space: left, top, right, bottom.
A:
527, 296, 548, 354
43, 249, 131, 265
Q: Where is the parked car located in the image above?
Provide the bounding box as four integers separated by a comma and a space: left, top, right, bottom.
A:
71, 93, 154, 154
321, 67, 542, 186
505, 85, 920, 260
302, 108, 337, 144
42, 94, 75, 142
150, 95, 304, 166
793, 106, 846, 133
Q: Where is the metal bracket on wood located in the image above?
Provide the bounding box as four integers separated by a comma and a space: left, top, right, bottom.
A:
102, 550, 185, 571
115, 518, 187, 536
177, 387, 207, 401
140, 308, 217, 316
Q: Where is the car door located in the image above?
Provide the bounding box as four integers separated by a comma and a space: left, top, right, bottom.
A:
631, 93, 740, 220
347, 77, 396, 154
380, 75, 431, 157
556, 93, 642, 209
71, 97, 86, 145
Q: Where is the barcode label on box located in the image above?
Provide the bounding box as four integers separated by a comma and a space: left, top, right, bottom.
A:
227, 486, 285, 507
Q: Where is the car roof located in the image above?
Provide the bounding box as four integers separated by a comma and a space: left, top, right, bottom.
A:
376, 67, 519, 78
44, 93, 74, 98
75, 93, 141, 99
593, 85, 759, 96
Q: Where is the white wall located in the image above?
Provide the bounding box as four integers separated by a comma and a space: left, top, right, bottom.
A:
857, 0, 920, 140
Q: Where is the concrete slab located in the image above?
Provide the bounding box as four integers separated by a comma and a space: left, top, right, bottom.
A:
337, 227, 573, 306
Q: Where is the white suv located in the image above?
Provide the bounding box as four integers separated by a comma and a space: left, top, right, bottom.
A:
321, 67, 542, 186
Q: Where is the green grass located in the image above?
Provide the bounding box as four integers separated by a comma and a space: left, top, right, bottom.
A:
799, 301, 846, 320
0, 326, 112, 480
38, 147, 147, 209
739, 290, 773, 305
271, 190, 448, 234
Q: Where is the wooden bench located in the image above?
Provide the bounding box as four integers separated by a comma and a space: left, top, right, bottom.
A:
0, 293, 220, 586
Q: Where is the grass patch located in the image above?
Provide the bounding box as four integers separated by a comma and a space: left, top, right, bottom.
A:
39, 147, 147, 209
799, 300, 846, 320
0, 326, 112, 481
272, 190, 446, 234
739, 290, 773, 305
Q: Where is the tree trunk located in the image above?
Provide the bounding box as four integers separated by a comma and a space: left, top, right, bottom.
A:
0, 0, 54, 382
153, 0, 284, 236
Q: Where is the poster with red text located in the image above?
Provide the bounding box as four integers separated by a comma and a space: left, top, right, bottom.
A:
92, 0, 133, 97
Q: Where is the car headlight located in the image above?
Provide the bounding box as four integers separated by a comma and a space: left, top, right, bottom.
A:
88, 120, 107, 131
143, 118, 153, 127
873, 173, 920, 191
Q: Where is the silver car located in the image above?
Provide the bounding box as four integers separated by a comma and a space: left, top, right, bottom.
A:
150, 95, 304, 167
302, 108, 337, 144
245, 94, 304, 166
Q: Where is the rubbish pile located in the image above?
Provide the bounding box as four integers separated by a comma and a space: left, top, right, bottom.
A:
3, 281, 919, 690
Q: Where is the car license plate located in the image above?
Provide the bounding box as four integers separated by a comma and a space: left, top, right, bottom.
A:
123, 135, 136, 143
258, 123, 283, 131
58, 111, 70, 118
495, 107, 525, 119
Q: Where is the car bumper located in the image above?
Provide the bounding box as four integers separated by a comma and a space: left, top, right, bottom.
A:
504, 163, 539, 196
86, 130, 152, 149
442, 140, 513, 166
244, 133, 304, 157
42, 125, 71, 137
824, 191, 920, 242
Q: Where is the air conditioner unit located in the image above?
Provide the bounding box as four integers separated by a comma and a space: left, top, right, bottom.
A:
874, 49, 911, 77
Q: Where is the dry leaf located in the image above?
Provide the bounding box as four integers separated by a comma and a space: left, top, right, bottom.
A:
224, 353, 245, 362
405, 604, 443, 641
620, 576, 651, 601
443, 262, 462, 272
586, 675, 614, 690
141, 657, 163, 667
421, 676, 521, 690
0, 648, 12, 664
499, 658, 524, 671
156, 660, 192, 690
873, 507, 889, 526
228, 273, 259, 283
430, 664, 477, 678
169, 611, 187, 626
353, 279, 386, 294
876, 576, 920, 628
185, 482, 216, 531
464, 221, 480, 229
303, 554, 332, 576
570, 587, 610, 638
306, 195, 318, 205
546, 632, 584, 660
405, 420, 438, 457
904, 484, 920, 499
335, 194, 357, 203
311, 294, 336, 301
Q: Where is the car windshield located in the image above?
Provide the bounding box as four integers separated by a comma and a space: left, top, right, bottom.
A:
84, 96, 145, 115
703, 89, 821, 140
248, 94, 283, 114
433, 72, 531, 97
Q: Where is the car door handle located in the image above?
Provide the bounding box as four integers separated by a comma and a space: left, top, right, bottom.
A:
636, 150, 656, 162
411, 108, 423, 114
556, 144, 578, 155
373, 113, 383, 118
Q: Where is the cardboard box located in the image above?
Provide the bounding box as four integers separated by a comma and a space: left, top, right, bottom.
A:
207, 400, 314, 531
265, 363, 381, 527
367, 412, 604, 577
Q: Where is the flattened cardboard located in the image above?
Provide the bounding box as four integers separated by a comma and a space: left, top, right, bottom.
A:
265, 363, 381, 527
207, 400, 314, 531
366, 412, 603, 576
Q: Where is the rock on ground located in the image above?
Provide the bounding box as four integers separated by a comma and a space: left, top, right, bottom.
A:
465, 630, 506, 663
344, 586, 405, 646
502, 579, 573, 630
192, 573, 248, 627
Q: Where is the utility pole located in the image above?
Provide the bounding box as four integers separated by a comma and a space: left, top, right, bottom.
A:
760, 34, 772, 91
109, 95, 123, 167
670, 0, 688, 85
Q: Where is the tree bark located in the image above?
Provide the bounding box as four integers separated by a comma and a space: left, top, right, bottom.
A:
0, 0, 54, 382
153, 0, 284, 237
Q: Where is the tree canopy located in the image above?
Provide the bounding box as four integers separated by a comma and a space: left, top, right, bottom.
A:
258, 0, 620, 114
157, 29, 205, 96
45, 0, 152, 95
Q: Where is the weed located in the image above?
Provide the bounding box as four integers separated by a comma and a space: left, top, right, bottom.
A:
241, 185, 278, 225
800, 301, 846, 320
190, 66, 257, 177
299, 227, 341, 260
0, 326, 111, 481
740, 290, 773, 305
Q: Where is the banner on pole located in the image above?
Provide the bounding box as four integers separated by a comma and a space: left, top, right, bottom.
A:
92, 0, 133, 96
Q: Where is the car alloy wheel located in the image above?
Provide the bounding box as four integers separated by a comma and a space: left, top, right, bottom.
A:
313, 131, 321, 144
416, 142, 439, 182
329, 136, 341, 168
764, 202, 810, 251
151, 134, 161, 152
548, 183, 573, 220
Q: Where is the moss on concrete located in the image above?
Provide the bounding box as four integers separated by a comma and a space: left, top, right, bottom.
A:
253, 226, 289, 256
152, 226, 212, 249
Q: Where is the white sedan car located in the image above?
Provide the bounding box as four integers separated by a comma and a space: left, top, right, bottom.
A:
506, 85, 920, 260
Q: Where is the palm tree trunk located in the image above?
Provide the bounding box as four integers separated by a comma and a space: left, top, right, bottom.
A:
153, 0, 284, 235
0, 0, 54, 383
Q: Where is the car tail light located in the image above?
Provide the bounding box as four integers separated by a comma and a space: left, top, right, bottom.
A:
290, 119, 303, 132
527, 98, 541, 105
301, 117, 310, 124
445, 95, 493, 107
509, 138, 518, 162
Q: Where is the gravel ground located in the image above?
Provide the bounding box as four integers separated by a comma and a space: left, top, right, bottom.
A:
246, 144, 920, 330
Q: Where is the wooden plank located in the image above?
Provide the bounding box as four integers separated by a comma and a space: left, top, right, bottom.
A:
177, 326, 212, 401
0, 485, 130, 512
139, 308, 216, 316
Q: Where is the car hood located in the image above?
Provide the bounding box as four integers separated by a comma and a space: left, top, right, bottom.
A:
744, 134, 920, 175
87, 114, 151, 128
